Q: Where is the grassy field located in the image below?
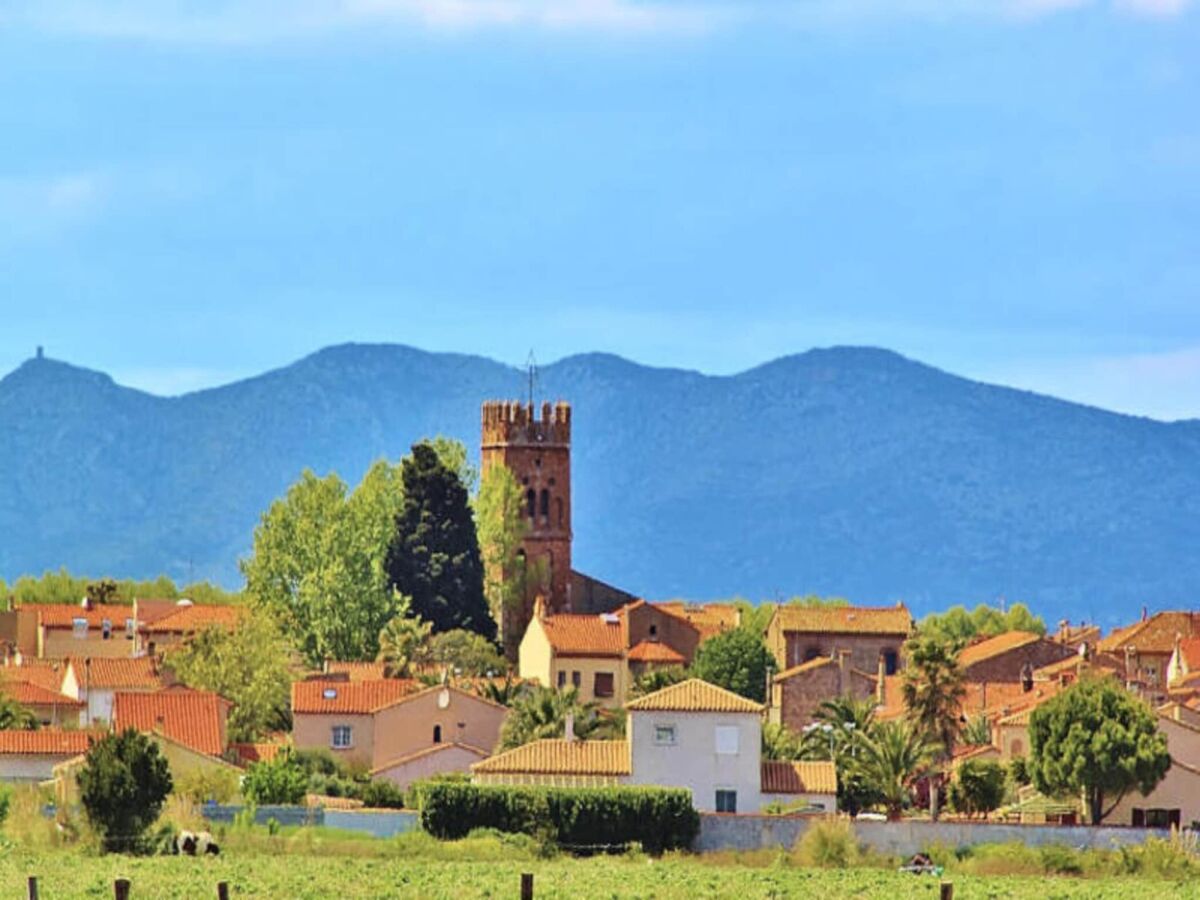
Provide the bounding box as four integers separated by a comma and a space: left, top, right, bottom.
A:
3, 847, 1200, 899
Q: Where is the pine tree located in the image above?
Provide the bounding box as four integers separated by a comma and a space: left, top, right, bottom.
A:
386, 442, 494, 639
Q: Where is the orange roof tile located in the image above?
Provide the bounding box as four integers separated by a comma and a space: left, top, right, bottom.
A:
0, 682, 83, 707
1098, 612, 1200, 655
958, 632, 1042, 669
324, 661, 389, 681
761, 760, 837, 794
113, 690, 228, 756
625, 678, 764, 714
133, 599, 180, 625
472, 739, 631, 776
0, 730, 96, 755
654, 603, 740, 642
772, 605, 912, 637
291, 678, 422, 715
74, 656, 163, 690
26, 604, 134, 629
0, 660, 70, 694
371, 741, 490, 775
1177, 638, 1200, 673
876, 675, 1068, 723
540, 614, 624, 658
773, 656, 875, 684
230, 741, 287, 766
142, 604, 244, 634
626, 640, 686, 665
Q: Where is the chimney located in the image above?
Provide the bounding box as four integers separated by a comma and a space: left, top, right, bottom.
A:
1142, 606, 1149, 622
534, 595, 547, 621
564, 713, 576, 743
1125, 646, 1138, 682
1020, 663, 1034, 694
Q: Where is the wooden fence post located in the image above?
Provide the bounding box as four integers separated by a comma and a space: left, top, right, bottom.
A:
114, 878, 131, 900
939, 882, 953, 900
217, 882, 230, 900
520, 872, 534, 900
27, 876, 39, 900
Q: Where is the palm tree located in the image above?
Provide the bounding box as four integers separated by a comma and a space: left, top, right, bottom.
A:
376, 612, 433, 677
797, 695, 880, 816
0, 694, 39, 730
474, 674, 525, 707
901, 636, 966, 757
849, 719, 936, 820
627, 666, 687, 699
762, 722, 804, 761
960, 713, 992, 747
498, 686, 612, 751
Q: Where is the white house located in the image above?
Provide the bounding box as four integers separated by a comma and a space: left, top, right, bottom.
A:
473, 678, 836, 814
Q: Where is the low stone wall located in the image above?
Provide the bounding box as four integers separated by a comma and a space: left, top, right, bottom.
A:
695, 814, 1173, 855
200, 805, 324, 827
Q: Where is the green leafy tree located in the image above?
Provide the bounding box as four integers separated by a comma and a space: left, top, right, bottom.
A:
377, 599, 434, 678
948, 759, 1006, 818
798, 695, 882, 816
849, 719, 936, 820
498, 686, 618, 751
731, 599, 775, 635
475, 464, 535, 623
77, 729, 172, 853
166, 612, 291, 742
902, 635, 966, 757
426, 435, 479, 496
1028, 677, 1170, 825
690, 627, 775, 703
3, 568, 241, 607
762, 722, 804, 761
918, 603, 1047, 649
242, 461, 404, 665
628, 666, 688, 699
0, 694, 38, 730
425, 629, 508, 677
960, 714, 992, 747
242, 750, 309, 805
386, 442, 494, 639
474, 674, 525, 707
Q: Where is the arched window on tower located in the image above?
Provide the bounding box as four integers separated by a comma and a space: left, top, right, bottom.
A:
526, 489, 536, 519
556, 497, 564, 528
540, 489, 550, 521
433, 725, 442, 744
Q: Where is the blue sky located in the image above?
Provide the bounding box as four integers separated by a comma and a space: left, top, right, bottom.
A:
0, 1, 1197, 418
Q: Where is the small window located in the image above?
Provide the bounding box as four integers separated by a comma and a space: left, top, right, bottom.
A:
331, 725, 353, 749
571, 671, 581, 688
433, 725, 442, 744
526, 489, 537, 518
101, 619, 112, 640
803, 647, 821, 662
539, 489, 550, 518
654, 725, 677, 745
72, 618, 88, 637
883, 650, 899, 676
557, 670, 566, 689
124, 618, 136, 639
648, 624, 658, 638
322, 687, 338, 700
715, 725, 740, 755
715, 790, 738, 813
594, 672, 615, 698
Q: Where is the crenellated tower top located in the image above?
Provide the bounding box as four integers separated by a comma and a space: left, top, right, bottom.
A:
481, 400, 571, 448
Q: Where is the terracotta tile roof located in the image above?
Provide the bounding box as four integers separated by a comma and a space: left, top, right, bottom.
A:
1177, 638, 1200, 674
626, 640, 686, 665
952, 743, 1001, 762
1098, 612, 1200, 655
26, 604, 133, 629
113, 690, 228, 755
654, 603, 740, 641
772, 604, 912, 637
291, 678, 423, 715
370, 741, 490, 775
74, 656, 163, 690
324, 661, 389, 681
876, 676, 1064, 723
0, 660, 70, 694
540, 613, 625, 658
472, 739, 631, 776
761, 760, 837, 795
773, 656, 875, 684
625, 678, 764, 714
142, 604, 244, 634
0, 730, 96, 755
958, 632, 1043, 669
0, 682, 83, 707
230, 741, 287, 766
133, 599, 180, 625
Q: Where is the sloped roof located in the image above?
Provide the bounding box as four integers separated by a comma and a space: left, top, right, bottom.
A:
142, 604, 244, 634
472, 739, 631, 776
627, 640, 686, 665
371, 741, 490, 775
113, 689, 228, 756
0, 682, 83, 707
540, 614, 624, 658
75, 656, 163, 690
654, 603, 740, 641
1098, 612, 1200, 655
27, 604, 132, 628
1177, 637, 1200, 673
0, 660, 70, 694
291, 678, 423, 715
625, 678, 764, 714
133, 598, 180, 625
324, 661, 389, 682
0, 730, 96, 755
230, 741, 287, 766
771, 605, 912, 637
876, 676, 1065, 723
958, 632, 1043, 669
760, 760, 837, 795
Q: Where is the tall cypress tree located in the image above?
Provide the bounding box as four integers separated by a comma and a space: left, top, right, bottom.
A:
386, 442, 495, 639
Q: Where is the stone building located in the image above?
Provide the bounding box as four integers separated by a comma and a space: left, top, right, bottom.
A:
764, 604, 912, 676
956, 631, 1077, 683
769, 653, 879, 734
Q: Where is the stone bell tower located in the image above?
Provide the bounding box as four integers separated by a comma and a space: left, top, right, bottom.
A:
481, 400, 572, 658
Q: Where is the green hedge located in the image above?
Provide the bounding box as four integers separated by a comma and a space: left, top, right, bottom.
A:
418, 782, 698, 854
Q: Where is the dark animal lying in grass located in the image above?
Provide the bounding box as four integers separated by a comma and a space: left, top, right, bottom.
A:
175, 830, 220, 856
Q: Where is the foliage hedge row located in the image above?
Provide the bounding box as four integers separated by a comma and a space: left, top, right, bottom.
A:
418, 782, 699, 854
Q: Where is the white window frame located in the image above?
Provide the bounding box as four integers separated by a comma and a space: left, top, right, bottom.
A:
331, 725, 353, 749
72, 618, 88, 638
653, 724, 677, 746
715, 725, 740, 755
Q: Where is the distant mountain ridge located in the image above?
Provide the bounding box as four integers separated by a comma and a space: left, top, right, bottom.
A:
2, 343, 1198, 626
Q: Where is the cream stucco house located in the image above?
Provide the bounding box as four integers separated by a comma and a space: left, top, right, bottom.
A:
473, 678, 837, 814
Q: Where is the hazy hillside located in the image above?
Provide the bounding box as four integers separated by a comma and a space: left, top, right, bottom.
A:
2, 344, 1197, 625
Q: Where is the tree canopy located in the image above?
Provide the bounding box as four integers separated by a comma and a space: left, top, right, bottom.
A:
77, 729, 173, 853
948, 759, 1006, 818
1028, 677, 1170, 825
690, 627, 775, 703
475, 463, 535, 630
901, 635, 967, 757
385, 442, 493, 640
498, 685, 621, 751
0, 568, 242, 607
918, 602, 1046, 649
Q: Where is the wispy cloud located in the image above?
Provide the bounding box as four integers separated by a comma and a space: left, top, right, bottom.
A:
6, 0, 1192, 43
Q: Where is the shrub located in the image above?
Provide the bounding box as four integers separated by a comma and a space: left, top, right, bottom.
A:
77, 729, 173, 853
0, 784, 11, 826
419, 782, 698, 854
174, 767, 241, 804
243, 751, 308, 805
793, 817, 861, 868
356, 779, 406, 809
1038, 844, 1084, 876
947, 760, 1005, 818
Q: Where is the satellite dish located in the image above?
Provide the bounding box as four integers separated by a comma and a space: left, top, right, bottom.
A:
437, 688, 451, 709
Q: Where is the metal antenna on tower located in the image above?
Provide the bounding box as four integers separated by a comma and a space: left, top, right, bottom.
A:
526, 350, 538, 409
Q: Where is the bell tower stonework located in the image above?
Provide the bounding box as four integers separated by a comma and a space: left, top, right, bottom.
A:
481, 400, 573, 658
